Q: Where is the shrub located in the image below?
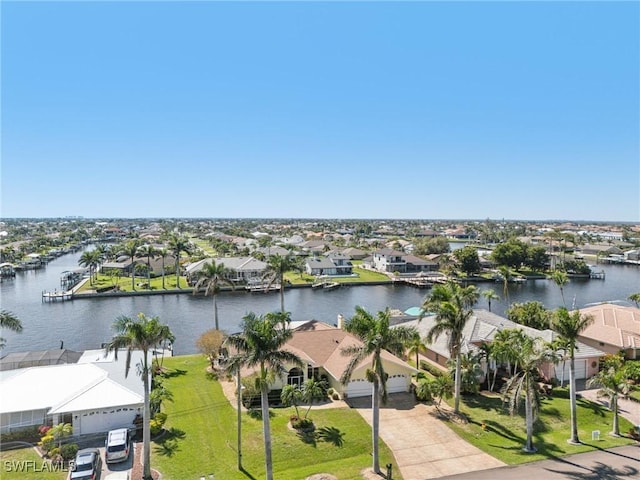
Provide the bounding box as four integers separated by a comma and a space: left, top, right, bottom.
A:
48, 447, 60, 458
291, 417, 314, 430
326, 387, 335, 396
60, 443, 78, 461
0, 426, 41, 444
419, 360, 444, 377
39, 434, 55, 453
150, 412, 168, 436
332, 392, 340, 401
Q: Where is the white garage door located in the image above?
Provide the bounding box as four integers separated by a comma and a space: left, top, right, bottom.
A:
346, 379, 372, 398
386, 374, 409, 393
78, 408, 138, 435
555, 360, 587, 381
346, 374, 409, 398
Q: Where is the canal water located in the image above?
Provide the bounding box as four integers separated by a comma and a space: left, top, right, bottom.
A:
1, 247, 638, 356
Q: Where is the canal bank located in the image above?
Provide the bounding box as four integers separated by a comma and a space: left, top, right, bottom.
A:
2, 248, 638, 357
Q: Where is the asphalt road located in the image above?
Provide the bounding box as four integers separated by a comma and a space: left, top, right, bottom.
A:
438, 445, 640, 480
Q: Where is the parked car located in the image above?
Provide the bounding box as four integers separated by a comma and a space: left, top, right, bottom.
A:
105, 428, 131, 463
69, 448, 102, 480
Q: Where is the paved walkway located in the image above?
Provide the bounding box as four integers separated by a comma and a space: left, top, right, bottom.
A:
348, 393, 505, 480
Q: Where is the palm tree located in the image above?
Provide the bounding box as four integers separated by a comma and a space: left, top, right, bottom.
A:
549, 336, 571, 388
502, 335, 551, 453
78, 249, 101, 285
628, 292, 640, 308
422, 281, 479, 413
481, 288, 499, 312
137, 244, 159, 287
301, 377, 327, 419
192, 260, 235, 330
120, 240, 141, 291
50, 422, 72, 449
0, 310, 23, 349
263, 254, 300, 313
407, 331, 427, 370
340, 306, 417, 474
157, 247, 169, 290
551, 270, 569, 307
497, 265, 513, 303
105, 313, 175, 480
587, 354, 630, 437
224, 311, 303, 480
552, 307, 594, 444
168, 234, 191, 289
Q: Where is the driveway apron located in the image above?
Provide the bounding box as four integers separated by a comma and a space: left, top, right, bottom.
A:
349, 393, 504, 480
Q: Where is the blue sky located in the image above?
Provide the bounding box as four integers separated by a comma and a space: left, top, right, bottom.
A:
2, 1, 639, 221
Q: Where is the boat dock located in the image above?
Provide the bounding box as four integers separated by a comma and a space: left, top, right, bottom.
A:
42, 290, 73, 302
391, 274, 448, 288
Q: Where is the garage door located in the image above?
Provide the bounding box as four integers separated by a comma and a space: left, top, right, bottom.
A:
78, 408, 138, 435
555, 360, 587, 381
346, 374, 409, 398
386, 374, 409, 394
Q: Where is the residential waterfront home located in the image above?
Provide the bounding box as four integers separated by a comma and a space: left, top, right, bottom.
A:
236, 320, 417, 399
576, 304, 640, 360
185, 256, 268, 285
577, 244, 624, 256
0, 350, 146, 435
369, 249, 437, 274
400, 309, 605, 381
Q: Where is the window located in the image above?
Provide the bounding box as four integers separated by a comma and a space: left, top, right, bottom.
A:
287, 367, 304, 387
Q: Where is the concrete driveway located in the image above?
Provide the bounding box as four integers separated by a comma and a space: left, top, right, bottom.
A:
348, 393, 504, 480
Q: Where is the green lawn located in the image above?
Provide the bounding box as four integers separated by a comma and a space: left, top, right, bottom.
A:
153, 355, 400, 480
0, 447, 67, 480
444, 389, 636, 465
76, 273, 190, 293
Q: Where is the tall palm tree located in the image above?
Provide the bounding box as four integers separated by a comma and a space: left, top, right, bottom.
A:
157, 247, 169, 290
497, 265, 513, 303
137, 244, 159, 287
586, 354, 630, 437
0, 310, 22, 349
224, 311, 303, 480
552, 307, 594, 444
340, 306, 417, 474
78, 249, 101, 285
502, 335, 551, 453
422, 281, 479, 413
551, 270, 569, 307
192, 260, 235, 330
120, 240, 141, 291
481, 288, 499, 312
168, 234, 191, 289
105, 313, 175, 480
263, 253, 300, 313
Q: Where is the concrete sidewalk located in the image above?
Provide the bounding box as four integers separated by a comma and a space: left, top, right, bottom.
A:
348, 393, 504, 480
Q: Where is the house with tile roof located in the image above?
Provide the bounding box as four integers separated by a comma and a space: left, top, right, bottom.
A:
576, 304, 640, 359
237, 320, 417, 399
400, 309, 605, 381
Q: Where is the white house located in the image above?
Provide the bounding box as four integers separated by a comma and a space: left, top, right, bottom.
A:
0, 350, 146, 435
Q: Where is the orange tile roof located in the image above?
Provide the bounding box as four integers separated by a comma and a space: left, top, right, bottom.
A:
577, 304, 640, 349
